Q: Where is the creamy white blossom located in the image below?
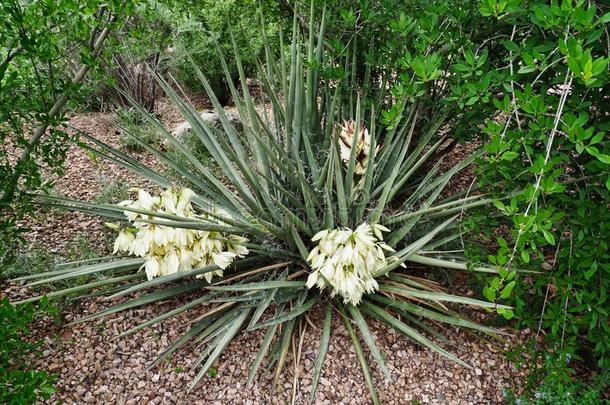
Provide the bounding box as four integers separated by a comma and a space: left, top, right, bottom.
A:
306, 223, 393, 305
113, 230, 135, 254
338, 121, 378, 175
111, 187, 248, 282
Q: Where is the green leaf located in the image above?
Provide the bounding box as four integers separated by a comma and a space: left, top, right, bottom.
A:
207, 280, 305, 292
501, 151, 519, 161
247, 306, 283, 386
502, 40, 519, 53
189, 308, 251, 391
310, 304, 332, 404
347, 304, 391, 381
361, 301, 470, 368
517, 65, 536, 74
340, 306, 380, 405
497, 308, 514, 320
541, 228, 556, 245
246, 297, 318, 331
500, 281, 516, 299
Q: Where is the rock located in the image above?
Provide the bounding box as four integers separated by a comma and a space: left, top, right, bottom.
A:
170, 110, 242, 141
320, 377, 331, 387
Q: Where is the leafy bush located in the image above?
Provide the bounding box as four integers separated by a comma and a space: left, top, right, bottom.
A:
505, 342, 609, 404
21, 9, 505, 402
168, 0, 282, 105
465, 0, 610, 370
0, 298, 56, 404
0, 0, 132, 264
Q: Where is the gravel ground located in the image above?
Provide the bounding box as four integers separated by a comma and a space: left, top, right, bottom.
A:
8, 97, 530, 404
5, 281, 528, 404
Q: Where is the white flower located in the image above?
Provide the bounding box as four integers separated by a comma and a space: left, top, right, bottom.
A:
112, 187, 249, 283
144, 256, 161, 280
306, 223, 393, 305
118, 189, 161, 221
338, 121, 378, 175
113, 230, 135, 254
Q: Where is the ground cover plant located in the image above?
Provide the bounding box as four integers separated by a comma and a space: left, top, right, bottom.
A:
12, 8, 513, 403
0, 298, 57, 404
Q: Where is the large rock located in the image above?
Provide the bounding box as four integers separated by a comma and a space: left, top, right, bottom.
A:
171, 110, 242, 140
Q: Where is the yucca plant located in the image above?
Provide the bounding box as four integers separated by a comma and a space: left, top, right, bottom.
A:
15, 8, 512, 403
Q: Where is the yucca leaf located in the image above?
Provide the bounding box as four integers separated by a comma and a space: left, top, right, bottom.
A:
116, 292, 217, 339
15, 273, 142, 305
377, 214, 459, 275
189, 307, 252, 391
332, 137, 349, 225
406, 254, 520, 274
379, 284, 511, 309
272, 306, 298, 392
73, 281, 213, 324
340, 306, 380, 405
107, 257, 260, 300
247, 308, 282, 386
347, 304, 391, 381
25, 258, 143, 287
369, 113, 415, 223
206, 280, 305, 292
386, 195, 488, 225
309, 303, 332, 404
248, 276, 284, 329
147, 315, 218, 370
371, 294, 504, 335
360, 300, 470, 369
246, 296, 318, 331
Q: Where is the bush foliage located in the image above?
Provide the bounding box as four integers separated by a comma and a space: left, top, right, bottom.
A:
0, 298, 56, 404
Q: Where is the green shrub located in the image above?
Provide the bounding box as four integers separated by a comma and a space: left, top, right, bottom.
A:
22, 8, 504, 403
0, 1, 133, 264
505, 342, 609, 404
0, 298, 57, 404
466, 0, 610, 370
168, 0, 282, 105
1, 245, 55, 280
115, 107, 163, 151
94, 177, 132, 205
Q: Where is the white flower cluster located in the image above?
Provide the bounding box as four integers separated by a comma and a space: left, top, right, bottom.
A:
112, 187, 248, 282
306, 223, 393, 305
338, 120, 376, 175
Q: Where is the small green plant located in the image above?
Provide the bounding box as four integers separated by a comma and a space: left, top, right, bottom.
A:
115, 107, 162, 152
94, 177, 132, 205
1, 244, 55, 280
207, 368, 218, 378
505, 341, 609, 404
0, 298, 57, 404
